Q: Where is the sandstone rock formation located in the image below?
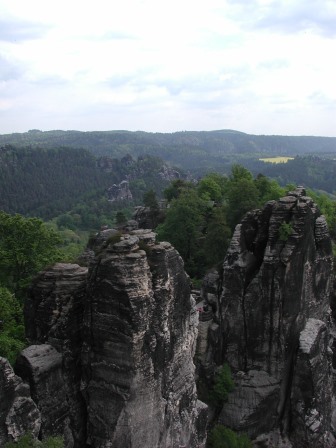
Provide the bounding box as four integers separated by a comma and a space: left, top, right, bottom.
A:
23, 262, 88, 446
0, 357, 41, 445
158, 164, 181, 181
198, 187, 335, 446
15, 345, 72, 442
81, 229, 207, 448
14, 230, 207, 447
107, 180, 133, 202
132, 205, 154, 229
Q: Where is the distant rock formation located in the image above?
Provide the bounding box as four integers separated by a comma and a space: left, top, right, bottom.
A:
198, 187, 335, 447
107, 180, 133, 202
6, 230, 207, 447
158, 164, 181, 181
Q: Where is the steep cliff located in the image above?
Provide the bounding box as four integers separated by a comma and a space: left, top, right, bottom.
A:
198, 187, 335, 446
14, 231, 207, 447
81, 229, 207, 448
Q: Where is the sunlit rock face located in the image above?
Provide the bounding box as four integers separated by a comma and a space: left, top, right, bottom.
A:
199, 188, 335, 447
82, 229, 207, 448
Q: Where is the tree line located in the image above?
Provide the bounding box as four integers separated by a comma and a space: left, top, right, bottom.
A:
151, 166, 336, 279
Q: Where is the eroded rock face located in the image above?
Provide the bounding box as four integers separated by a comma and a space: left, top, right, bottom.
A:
15, 345, 70, 441
19, 232, 206, 447
82, 229, 207, 448
24, 263, 88, 447
107, 180, 133, 202
132, 205, 153, 229
0, 357, 40, 445
201, 188, 335, 446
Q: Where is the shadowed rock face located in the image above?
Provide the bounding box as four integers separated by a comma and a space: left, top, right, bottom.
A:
199, 188, 335, 446
82, 230, 207, 448
23, 263, 88, 446
18, 231, 206, 448
15, 345, 70, 441
0, 357, 41, 445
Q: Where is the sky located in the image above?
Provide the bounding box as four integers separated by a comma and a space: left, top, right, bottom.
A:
0, 0, 336, 136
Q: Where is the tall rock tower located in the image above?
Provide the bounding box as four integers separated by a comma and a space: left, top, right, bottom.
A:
15, 230, 207, 447
199, 187, 335, 447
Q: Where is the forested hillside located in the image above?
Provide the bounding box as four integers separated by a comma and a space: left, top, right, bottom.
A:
0, 145, 180, 221
250, 156, 336, 195
1, 129, 336, 175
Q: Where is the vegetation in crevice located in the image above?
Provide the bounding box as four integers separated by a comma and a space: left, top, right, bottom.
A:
5, 433, 64, 448
278, 222, 293, 242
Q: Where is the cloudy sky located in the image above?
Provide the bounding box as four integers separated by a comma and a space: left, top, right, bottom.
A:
1, 0, 336, 136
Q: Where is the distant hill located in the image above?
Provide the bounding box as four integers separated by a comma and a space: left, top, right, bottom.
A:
1, 129, 336, 174
0, 145, 181, 220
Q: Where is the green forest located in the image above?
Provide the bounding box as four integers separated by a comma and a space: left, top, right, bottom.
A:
2, 161, 336, 367
1, 129, 336, 180
1, 143, 336, 447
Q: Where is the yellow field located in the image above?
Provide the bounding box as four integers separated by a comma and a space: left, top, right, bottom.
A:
259, 156, 294, 164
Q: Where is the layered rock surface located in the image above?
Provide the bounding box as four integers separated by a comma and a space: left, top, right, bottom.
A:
11, 230, 207, 447
199, 188, 335, 446
82, 229, 207, 448
24, 262, 88, 446
0, 357, 41, 445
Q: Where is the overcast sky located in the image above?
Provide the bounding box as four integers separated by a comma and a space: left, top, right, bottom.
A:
1, 0, 336, 136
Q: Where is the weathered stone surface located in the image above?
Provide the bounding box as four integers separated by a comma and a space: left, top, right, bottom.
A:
252, 430, 293, 448
89, 228, 120, 252
204, 188, 334, 446
132, 205, 153, 229
15, 345, 70, 441
290, 318, 335, 448
0, 357, 41, 445
158, 164, 181, 181
24, 263, 88, 446
130, 228, 157, 245
107, 180, 133, 202
25, 263, 87, 347
82, 235, 207, 447
219, 370, 280, 439
20, 231, 207, 447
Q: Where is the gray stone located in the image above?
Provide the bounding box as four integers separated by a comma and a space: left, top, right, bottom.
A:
219, 370, 280, 439
82, 238, 207, 447
20, 231, 207, 447
202, 190, 334, 446
107, 180, 133, 202
0, 357, 40, 445
15, 345, 70, 441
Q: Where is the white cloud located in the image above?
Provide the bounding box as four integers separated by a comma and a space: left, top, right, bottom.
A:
0, 0, 335, 135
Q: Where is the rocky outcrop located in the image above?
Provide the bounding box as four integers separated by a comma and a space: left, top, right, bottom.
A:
0, 357, 41, 445
15, 345, 72, 443
16, 231, 207, 447
158, 164, 181, 181
82, 229, 207, 447
132, 206, 153, 229
23, 263, 88, 446
107, 180, 133, 202
199, 188, 335, 446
